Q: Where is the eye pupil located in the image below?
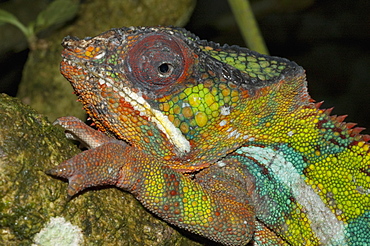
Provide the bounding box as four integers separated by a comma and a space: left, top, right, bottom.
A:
158, 63, 171, 74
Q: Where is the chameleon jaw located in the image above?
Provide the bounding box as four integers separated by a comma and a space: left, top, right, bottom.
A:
94, 70, 191, 156
116, 85, 191, 155
61, 57, 191, 156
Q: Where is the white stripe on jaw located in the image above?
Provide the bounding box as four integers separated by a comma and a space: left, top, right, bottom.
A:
237, 146, 347, 245
118, 86, 191, 155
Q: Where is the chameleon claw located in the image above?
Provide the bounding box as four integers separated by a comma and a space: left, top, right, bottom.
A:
48, 142, 128, 196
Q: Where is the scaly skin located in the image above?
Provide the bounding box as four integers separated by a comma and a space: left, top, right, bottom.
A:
48, 27, 370, 245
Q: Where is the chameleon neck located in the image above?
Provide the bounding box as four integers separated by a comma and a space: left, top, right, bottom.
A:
164, 72, 313, 169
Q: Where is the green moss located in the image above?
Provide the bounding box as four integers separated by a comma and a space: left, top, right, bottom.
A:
0, 94, 201, 245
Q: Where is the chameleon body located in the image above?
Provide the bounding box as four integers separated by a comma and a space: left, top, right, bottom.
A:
48, 27, 370, 245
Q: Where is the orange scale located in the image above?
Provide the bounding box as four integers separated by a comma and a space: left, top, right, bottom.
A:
173, 118, 181, 127
116, 106, 124, 113
86, 46, 95, 52
173, 105, 181, 114
204, 79, 214, 88
168, 114, 175, 122
222, 88, 231, 97
73, 47, 82, 53
119, 115, 128, 122
208, 70, 216, 77
162, 103, 170, 112
182, 107, 193, 118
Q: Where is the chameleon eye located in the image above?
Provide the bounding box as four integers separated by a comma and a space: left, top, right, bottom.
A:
158, 63, 174, 77
124, 33, 192, 94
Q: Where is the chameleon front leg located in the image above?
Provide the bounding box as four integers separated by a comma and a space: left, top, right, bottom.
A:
48, 118, 257, 245
54, 116, 116, 149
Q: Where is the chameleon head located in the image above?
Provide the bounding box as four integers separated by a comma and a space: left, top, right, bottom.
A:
60, 26, 305, 170
60, 27, 201, 159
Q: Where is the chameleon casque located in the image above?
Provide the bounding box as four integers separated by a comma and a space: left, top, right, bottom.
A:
48, 26, 370, 245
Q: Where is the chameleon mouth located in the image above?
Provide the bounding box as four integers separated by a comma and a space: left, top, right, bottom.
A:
61, 57, 191, 155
